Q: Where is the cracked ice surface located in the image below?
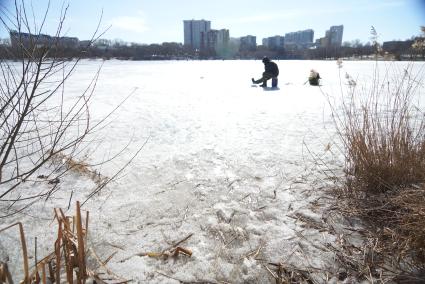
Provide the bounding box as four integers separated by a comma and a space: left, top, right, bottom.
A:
1, 59, 423, 282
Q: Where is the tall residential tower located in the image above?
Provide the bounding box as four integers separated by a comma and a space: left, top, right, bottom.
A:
315, 25, 344, 48
204, 29, 230, 51
284, 29, 314, 48
329, 25, 344, 47
183, 20, 211, 50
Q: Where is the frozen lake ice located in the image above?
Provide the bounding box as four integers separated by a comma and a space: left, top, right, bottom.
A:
1, 59, 424, 282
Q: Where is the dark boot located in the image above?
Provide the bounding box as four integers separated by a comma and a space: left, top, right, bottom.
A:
252, 78, 263, 84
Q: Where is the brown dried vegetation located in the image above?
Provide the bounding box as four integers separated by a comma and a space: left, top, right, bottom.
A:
325, 56, 425, 281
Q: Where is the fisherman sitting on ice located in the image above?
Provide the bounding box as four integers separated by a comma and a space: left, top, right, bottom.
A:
308, 69, 321, 86
252, 57, 279, 87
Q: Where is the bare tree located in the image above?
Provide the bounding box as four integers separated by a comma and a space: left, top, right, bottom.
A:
0, 1, 133, 216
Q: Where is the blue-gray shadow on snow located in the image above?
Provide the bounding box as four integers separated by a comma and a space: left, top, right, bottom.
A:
262, 87, 280, 91
251, 85, 281, 91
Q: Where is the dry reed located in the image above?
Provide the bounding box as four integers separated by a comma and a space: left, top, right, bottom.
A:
325, 59, 425, 277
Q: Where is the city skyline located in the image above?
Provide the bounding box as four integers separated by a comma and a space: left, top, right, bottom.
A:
0, 0, 424, 45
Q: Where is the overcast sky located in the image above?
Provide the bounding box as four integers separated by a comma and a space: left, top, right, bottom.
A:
0, 0, 424, 44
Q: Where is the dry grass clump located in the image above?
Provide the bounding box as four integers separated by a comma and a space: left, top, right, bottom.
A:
51, 152, 107, 186
328, 61, 425, 273
0, 202, 129, 283
390, 187, 425, 261
340, 69, 425, 195
341, 186, 425, 263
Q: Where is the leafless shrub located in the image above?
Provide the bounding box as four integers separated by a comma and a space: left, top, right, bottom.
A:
0, 1, 137, 216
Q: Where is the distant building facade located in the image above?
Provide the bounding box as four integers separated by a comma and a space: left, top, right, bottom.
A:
284, 29, 314, 48
239, 35, 257, 51
10, 30, 79, 49
59, 36, 79, 48
316, 25, 344, 48
383, 40, 414, 53
329, 25, 344, 47
216, 29, 230, 49
10, 31, 51, 48
263, 35, 284, 50
203, 29, 229, 51
183, 19, 211, 50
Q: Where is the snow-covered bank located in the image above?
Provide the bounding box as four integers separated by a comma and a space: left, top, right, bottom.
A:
1, 60, 423, 282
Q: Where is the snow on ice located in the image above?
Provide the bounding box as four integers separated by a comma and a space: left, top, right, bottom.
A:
1, 59, 423, 282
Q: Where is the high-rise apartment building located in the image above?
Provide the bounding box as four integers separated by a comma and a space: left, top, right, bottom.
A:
239, 35, 257, 51
284, 29, 314, 48
316, 25, 344, 48
204, 29, 229, 51
183, 19, 211, 50
329, 25, 344, 47
216, 29, 230, 49
262, 35, 284, 50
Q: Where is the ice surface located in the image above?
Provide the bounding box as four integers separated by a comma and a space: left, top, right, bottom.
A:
1, 59, 424, 282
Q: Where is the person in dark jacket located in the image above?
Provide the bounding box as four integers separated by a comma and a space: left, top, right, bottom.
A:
252, 57, 279, 87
